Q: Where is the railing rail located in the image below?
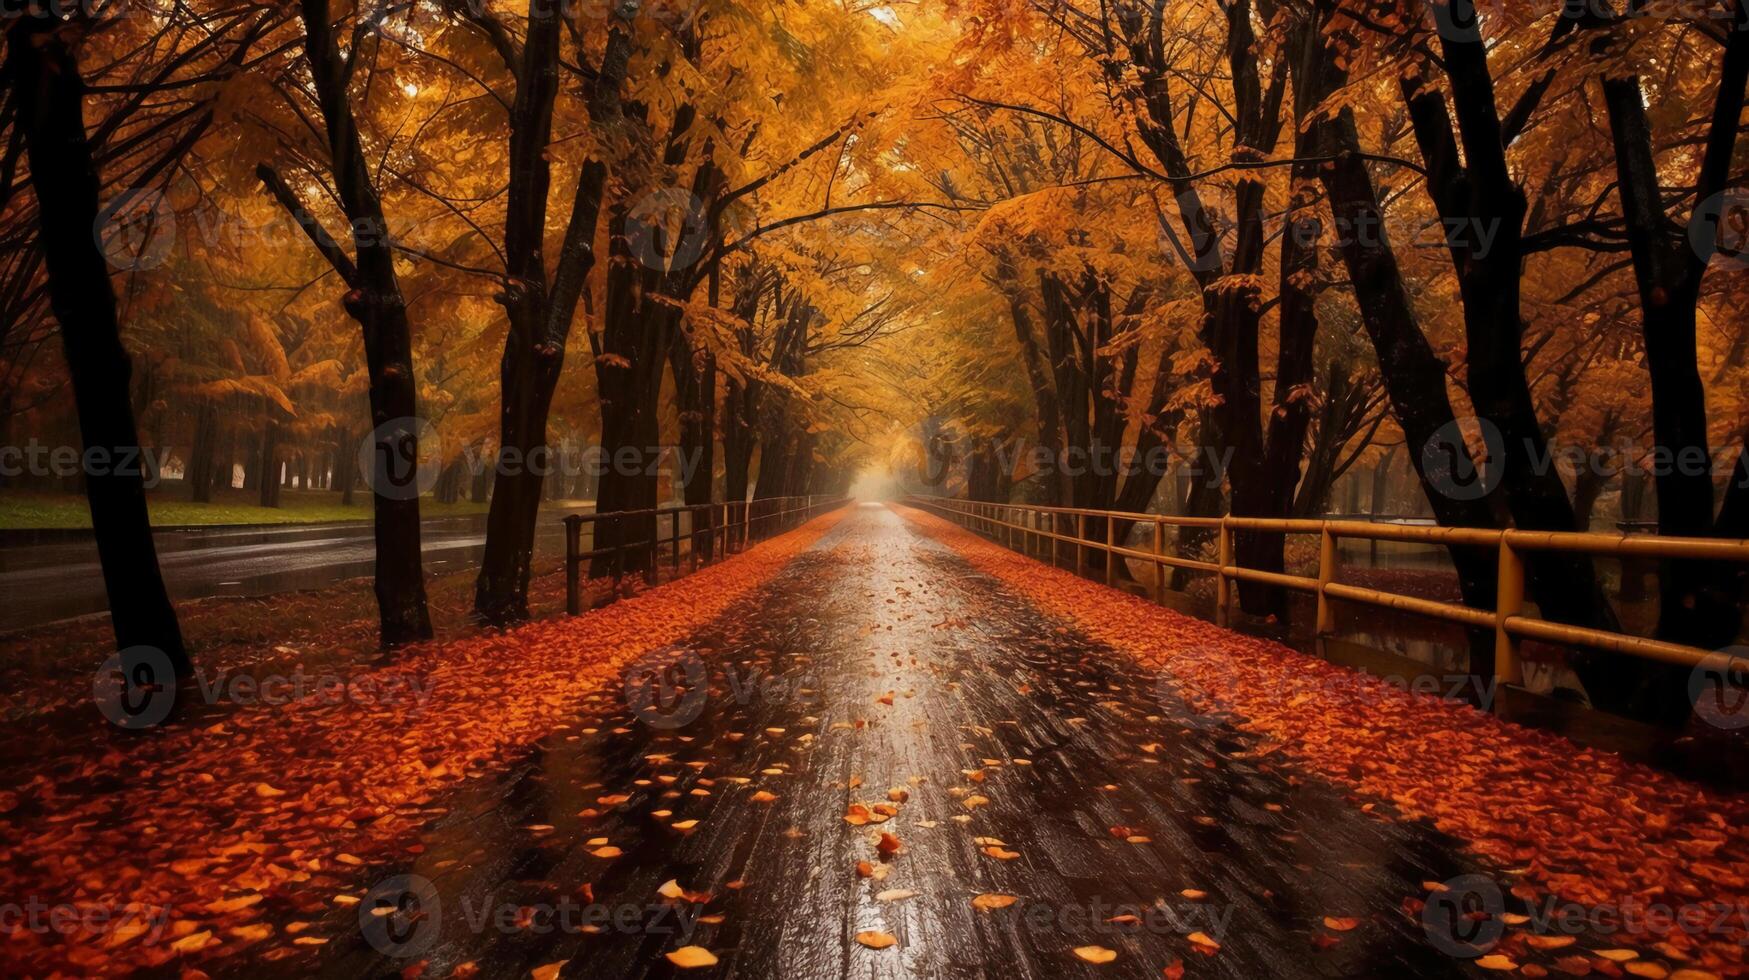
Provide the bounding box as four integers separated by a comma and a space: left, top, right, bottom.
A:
563, 495, 847, 615
906, 496, 1749, 688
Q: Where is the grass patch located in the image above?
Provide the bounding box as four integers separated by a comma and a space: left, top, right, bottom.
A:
0, 486, 490, 530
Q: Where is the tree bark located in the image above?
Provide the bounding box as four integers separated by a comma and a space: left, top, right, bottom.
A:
670, 316, 717, 557
257, 414, 280, 508
1408, 13, 1689, 720
1594, 1, 1749, 658
9, 14, 190, 674
1300, 15, 1502, 676
994, 251, 1066, 504
189, 398, 218, 503
473, 0, 623, 622
266, 0, 433, 645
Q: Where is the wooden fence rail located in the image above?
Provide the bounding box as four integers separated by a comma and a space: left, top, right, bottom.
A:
907, 496, 1749, 688
563, 495, 847, 615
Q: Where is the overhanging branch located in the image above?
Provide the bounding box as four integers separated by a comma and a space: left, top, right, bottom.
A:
255, 162, 360, 287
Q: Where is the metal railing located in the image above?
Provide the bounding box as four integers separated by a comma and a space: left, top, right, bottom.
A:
564, 495, 847, 615
908, 496, 1749, 688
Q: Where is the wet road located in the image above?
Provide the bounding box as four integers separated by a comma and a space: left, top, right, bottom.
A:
254, 504, 1492, 979
0, 508, 587, 631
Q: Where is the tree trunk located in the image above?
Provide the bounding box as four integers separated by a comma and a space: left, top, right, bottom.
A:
189, 399, 218, 503
1308, 60, 1502, 677
258, 416, 280, 508
995, 252, 1066, 504
339, 426, 359, 506
472, 0, 619, 622
723, 376, 756, 507
267, 0, 432, 645
470, 446, 490, 503
1232, 38, 1323, 619
1409, 20, 1686, 720
671, 328, 717, 559
1595, 6, 1749, 662
9, 15, 191, 674
589, 215, 677, 577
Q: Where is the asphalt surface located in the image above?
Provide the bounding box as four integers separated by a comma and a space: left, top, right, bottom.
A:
265, 504, 1491, 979
0, 508, 588, 632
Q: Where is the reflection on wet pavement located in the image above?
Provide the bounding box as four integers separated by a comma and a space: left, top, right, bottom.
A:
288, 505, 1487, 979
0, 510, 589, 630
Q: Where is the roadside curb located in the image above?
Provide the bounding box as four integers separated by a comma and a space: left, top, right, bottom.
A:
0, 504, 601, 546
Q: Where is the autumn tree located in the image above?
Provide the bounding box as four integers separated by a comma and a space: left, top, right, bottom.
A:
256, 0, 433, 644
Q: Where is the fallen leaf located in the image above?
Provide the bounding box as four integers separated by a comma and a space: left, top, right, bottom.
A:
664, 947, 719, 969
170, 931, 215, 954
855, 930, 898, 950
1527, 935, 1577, 950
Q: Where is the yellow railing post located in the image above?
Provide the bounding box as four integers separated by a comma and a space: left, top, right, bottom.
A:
1215, 518, 1232, 628
1153, 517, 1166, 605
1077, 513, 1088, 577
1495, 534, 1525, 691
1316, 523, 1336, 637
894, 496, 1749, 679
1105, 514, 1116, 585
